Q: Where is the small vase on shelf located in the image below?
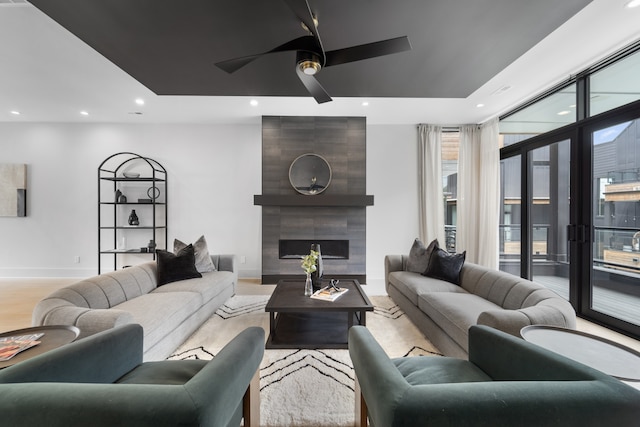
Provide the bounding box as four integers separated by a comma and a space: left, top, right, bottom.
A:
128, 209, 139, 226
304, 273, 313, 296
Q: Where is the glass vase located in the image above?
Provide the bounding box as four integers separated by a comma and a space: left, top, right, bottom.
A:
304, 273, 313, 296
310, 243, 323, 291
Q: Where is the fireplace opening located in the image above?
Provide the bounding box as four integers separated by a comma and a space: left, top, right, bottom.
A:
279, 240, 349, 260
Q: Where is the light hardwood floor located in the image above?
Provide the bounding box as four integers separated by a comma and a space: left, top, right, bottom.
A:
1, 277, 639, 354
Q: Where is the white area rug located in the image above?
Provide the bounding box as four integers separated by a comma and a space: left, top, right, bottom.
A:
170, 295, 441, 427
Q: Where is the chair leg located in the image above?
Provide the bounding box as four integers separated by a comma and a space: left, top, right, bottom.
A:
354, 375, 368, 427
243, 369, 260, 427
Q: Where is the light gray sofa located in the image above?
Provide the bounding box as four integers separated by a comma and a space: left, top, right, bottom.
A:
32, 255, 237, 361
385, 255, 576, 358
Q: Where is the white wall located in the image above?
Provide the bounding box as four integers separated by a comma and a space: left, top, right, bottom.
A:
0, 121, 419, 283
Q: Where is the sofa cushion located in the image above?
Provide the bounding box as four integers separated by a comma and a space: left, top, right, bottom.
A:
156, 244, 202, 286
113, 291, 202, 353
424, 248, 466, 285
389, 271, 467, 305
116, 360, 208, 385
393, 356, 491, 385
418, 292, 502, 350
406, 238, 439, 274
152, 270, 235, 304
174, 235, 216, 273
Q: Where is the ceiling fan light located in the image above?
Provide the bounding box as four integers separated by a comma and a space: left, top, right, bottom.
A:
299, 60, 321, 75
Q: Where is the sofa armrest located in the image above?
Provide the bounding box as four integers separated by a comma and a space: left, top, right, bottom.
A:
37, 305, 135, 339
0, 324, 143, 384
477, 303, 576, 338
476, 309, 531, 337
384, 255, 406, 293
184, 327, 264, 426
349, 326, 411, 427
212, 254, 236, 273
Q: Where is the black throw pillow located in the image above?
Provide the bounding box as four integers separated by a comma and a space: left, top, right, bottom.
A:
406, 238, 439, 274
156, 244, 202, 286
424, 247, 466, 285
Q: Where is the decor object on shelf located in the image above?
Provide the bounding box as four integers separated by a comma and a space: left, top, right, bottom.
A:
115, 189, 122, 202
32, 254, 238, 360
310, 243, 323, 291
349, 325, 640, 427
122, 172, 140, 178
301, 249, 319, 296
289, 153, 332, 195
147, 186, 160, 200
127, 209, 139, 226
0, 163, 27, 217
0, 324, 264, 427
147, 239, 156, 253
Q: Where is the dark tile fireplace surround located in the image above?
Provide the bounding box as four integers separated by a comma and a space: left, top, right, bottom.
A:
255, 116, 373, 284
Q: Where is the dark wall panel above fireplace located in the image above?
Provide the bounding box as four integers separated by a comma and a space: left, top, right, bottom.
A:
259, 116, 370, 284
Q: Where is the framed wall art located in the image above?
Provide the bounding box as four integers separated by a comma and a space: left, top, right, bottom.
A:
0, 164, 27, 217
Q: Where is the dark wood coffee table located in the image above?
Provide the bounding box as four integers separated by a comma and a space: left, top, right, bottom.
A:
265, 279, 373, 349
0, 325, 80, 369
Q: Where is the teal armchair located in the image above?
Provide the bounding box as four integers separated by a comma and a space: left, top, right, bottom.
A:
349, 325, 640, 427
0, 324, 264, 427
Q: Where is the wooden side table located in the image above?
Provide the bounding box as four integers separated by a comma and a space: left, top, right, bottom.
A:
0, 325, 80, 369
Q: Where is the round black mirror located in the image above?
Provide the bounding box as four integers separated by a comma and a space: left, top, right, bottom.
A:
289, 153, 332, 195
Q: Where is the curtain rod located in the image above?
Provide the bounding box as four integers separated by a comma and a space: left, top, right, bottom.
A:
417, 124, 460, 132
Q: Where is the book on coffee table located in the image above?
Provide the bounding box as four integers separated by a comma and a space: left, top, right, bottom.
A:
0, 333, 44, 361
310, 286, 349, 302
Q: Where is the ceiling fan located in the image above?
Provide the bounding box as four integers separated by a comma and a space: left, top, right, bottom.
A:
215, 0, 411, 104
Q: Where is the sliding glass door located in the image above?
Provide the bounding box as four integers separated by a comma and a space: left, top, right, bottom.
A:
529, 140, 571, 298
590, 119, 640, 328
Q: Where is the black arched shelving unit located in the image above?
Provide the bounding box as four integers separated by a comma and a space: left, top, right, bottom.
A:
98, 152, 167, 273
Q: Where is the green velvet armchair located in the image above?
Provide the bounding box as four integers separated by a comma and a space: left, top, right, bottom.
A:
349, 325, 640, 427
0, 324, 264, 427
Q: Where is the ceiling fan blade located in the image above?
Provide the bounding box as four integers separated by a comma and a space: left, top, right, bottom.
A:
324, 36, 411, 67
216, 36, 318, 73
282, 0, 325, 64
296, 65, 332, 104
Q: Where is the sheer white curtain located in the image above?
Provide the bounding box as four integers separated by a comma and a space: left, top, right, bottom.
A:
457, 118, 500, 268
418, 124, 445, 245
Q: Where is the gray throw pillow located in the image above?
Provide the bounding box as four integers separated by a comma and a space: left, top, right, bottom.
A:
174, 235, 216, 273
406, 238, 439, 273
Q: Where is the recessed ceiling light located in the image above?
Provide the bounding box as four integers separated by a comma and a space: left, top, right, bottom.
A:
10, 111, 20, 115
476, 103, 485, 108
361, 101, 369, 107
557, 110, 571, 116
80, 111, 89, 116
626, 0, 640, 8
135, 98, 145, 106
250, 99, 259, 107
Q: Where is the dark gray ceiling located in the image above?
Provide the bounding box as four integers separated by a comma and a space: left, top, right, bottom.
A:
28, 0, 592, 99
